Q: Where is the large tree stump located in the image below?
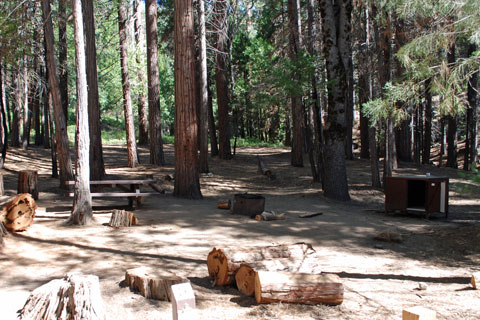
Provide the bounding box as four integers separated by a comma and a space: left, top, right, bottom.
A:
18, 170, 39, 200
207, 243, 314, 286
108, 209, 138, 227
18, 273, 105, 320
235, 257, 322, 296
125, 266, 189, 301
231, 193, 265, 217
254, 271, 344, 305
2, 193, 37, 231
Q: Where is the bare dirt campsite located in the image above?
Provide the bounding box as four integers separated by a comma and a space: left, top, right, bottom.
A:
1, 145, 479, 319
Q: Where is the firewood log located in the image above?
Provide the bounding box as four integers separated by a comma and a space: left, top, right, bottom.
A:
108, 209, 138, 227
217, 199, 231, 210
207, 243, 314, 286
125, 266, 188, 301
257, 156, 275, 180
2, 193, 37, 232
18, 273, 105, 320
254, 271, 343, 305
255, 211, 285, 221
235, 257, 323, 296
18, 170, 39, 200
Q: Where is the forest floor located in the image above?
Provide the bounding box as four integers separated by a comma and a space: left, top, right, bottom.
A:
0, 144, 479, 320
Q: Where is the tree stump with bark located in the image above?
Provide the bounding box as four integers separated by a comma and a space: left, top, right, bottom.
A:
18, 272, 105, 320
17, 170, 39, 200
231, 193, 265, 217
108, 209, 138, 227
254, 271, 344, 305
2, 193, 37, 231
207, 243, 315, 286
125, 266, 189, 301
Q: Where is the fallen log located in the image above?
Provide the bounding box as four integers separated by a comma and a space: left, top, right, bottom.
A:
18, 272, 105, 320
207, 243, 314, 286
257, 156, 275, 180
217, 199, 231, 210
2, 193, 37, 232
108, 209, 138, 227
254, 271, 343, 305
18, 170, 39, 200
125, 266, 188, 301
235, 258, 323, 296
255, 211, 285, 221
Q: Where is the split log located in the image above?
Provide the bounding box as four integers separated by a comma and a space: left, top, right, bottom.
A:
18, 170, 39, 200
108, 209, 138, 227
232, 193, 265, 217
255, 211, 285, 221
18, 272, 105, 320
207, 242, 314, 286
402, 306, 437, 320
217, 199, 231, 210
235, 258, 323, 296
254, 271, 343, 305
471, 272, 480, 289
2, 193, 37, 231
125, 266, 189, 301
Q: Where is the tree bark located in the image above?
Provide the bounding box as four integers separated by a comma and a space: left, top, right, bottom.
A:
173, 0, 202, 200
0, 59, 8, 169
287, 0, 304, 167
82, 0, 105, 180
69, 0, 92, 226
118, 1, 138, 168
214, 0, 232, 160
446, 24, 457, 168
22, 58, 30, 150
207, 73, 219, 156
41, 0, 74, 187
422, 79, 432, 164
197, 0, 209, 173
18, 170, 39, 200
146, 0, 165, 165
318, 0, 351, 201
467, 44, 478, 168
58, 0, 68, 121
11, 70, 22, 147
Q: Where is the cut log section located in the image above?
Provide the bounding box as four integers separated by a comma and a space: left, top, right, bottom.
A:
108, 209, 138, 227
217, 199, 231, 210
207, 243, 315, 286
402, 306, 437, 320
18, 272, 105, 320
257, 156, 275, 180
235, 258, 323, 296
254, 271, 343, 305
2, 193, 37, 232
17, 170, 39, 200
255, 211, 285, 221
232, 193, 265, 217
471, 272, 480, 289
125, 266, 189, 301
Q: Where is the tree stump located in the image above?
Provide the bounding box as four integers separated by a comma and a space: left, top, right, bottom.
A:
18, 272, 105, 320
18, 170, 39, 200
125, 266, 189, 301
232, 193, 265, 217
254, 271, 344, 305
207, 243, 315, 286
2, 193, 37, 231
108, 209, 138, 227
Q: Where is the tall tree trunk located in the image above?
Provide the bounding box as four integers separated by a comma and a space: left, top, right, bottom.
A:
22, 58, 30, 150
207, 73, 219, 156
82, 0, 105, 179
173, 0, 202, 199
41, 0, 74, 187
42, 66, 51, 149
287, 0, 304, 167
33, 72, 42, 146
446, 33, 457, 168
0, 58, 7, 168
69, 0, 92, 225
146, 0, 165, 165
58, 0, 68, 121
118, 1, 138, 168
134, 0, 148, 145
11, 70, 22, 147
318, 0, 351, 201
359, 74, 370, 159
413, 104, 422, 164
197, 0, 209, 173
467, 44, 478, 168
396, 119, 412, 162
422, 79, 432, 164
214, 0, 232, 160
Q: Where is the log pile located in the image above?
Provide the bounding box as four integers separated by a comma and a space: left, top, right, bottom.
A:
18, 272, 105, 320
1, 193, 37, 232
207, 243, 344, 306
125, 266, 189, 301
108, 209, 138, 227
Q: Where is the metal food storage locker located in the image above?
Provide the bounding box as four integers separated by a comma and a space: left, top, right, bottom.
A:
385, 175, 449, 218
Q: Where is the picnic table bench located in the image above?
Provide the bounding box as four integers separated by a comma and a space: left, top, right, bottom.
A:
65, 179, 164, 207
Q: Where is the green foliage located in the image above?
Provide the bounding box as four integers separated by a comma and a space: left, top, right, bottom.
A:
232, 137, 284, 148
457, 165, 480, 194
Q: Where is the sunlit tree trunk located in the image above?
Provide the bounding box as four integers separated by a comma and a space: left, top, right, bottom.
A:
69, 0, 92, 225
118, 1, 138, 168
173, 0, 202, 199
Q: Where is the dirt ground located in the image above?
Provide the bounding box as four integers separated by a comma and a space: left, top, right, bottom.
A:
0, 144, 479, 320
